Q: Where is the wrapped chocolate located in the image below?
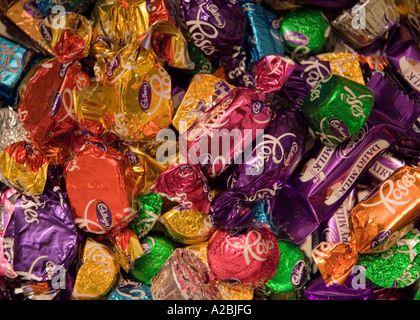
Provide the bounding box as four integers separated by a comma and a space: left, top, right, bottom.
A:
270, 74, 419, 245
0, 107, 27, 152
256, 240, 311, 300
150, 163, 212, 213
36, 0, 95, 15
207, 221, 279, 290
313, 166, 420, 286
302, 74, 374, 147
108, 278, 153, 300
64, 140, 137, 237
279, 7, 331, 61
251, 54, 296, 94
172, 73, 235, 133
0, 35, 34, 105
129, 234, 176, 285
182, 87, 272, 178
112, 227, 144, 273
17, 12, 92, 147
357, 228, 420, 288
128, 192, 163, 239
11, 171, 78, 284
226, 103, 307, 201
72, 238, 119, 299
367, 150, 405, 184
332, 0, 400, 49
241, 1, 285, 63
159, 205, 215, 244
317, 52, 365, 85
150, 248, 220, 300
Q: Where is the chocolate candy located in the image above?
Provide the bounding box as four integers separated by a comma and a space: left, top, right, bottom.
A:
207, 221, 279, 290
129, 234, 176, 285
302, 74, 374, 147
112, 227, 144, 273
108, 278, 152, 300
0, 107, 27, 153
72, 238, 120, 299
317, 52, 365, 85
279, 7, 330, 60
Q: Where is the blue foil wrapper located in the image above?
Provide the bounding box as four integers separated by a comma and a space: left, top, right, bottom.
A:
108, 279, 153, 300
250, 199, 281, 237
0, 36, 33, 105
242, 2, 285, 63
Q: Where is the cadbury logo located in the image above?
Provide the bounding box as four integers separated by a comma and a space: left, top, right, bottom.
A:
39, 22, 52, 42
371, 230, 391, 248
107, 56, 119, 76
96, 202, 113, 229
283, 31, 309, 46
207, 4, 226, 28
291, 260, 307, 288
139, 81, 151, 111
329, 119, 350, 140
22, 1, 45, 19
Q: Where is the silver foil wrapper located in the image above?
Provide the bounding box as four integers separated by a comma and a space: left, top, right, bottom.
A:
0, 107, 27, 152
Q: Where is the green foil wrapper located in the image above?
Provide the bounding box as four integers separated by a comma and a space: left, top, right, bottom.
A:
128, 192, 163, 239
302, 74, 374, 147
129, 235, 176, 285
279, 7, 330, 60
358, 228, 420, 289
256, 240, 310, 300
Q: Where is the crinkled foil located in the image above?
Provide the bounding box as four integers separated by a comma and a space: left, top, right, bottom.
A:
0, 107, 27, 153
317, 52, 365, 85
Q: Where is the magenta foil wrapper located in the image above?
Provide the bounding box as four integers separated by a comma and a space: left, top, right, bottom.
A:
303, 274, 375, 300
225, 105, 307, 201
181, 87, 272, 179
252, 54, 296, 94
12, 170, 78, 282
151, 163, 213, 213
269, 73, 419, 244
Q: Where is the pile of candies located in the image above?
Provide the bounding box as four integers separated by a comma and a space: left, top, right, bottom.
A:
2, 0, 420, 301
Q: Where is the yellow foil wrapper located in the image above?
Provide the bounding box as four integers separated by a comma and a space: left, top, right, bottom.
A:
184, 242, 254, 300
123, 144, 167, 193
72, 238, 119, 300
101, 44, 173, 144
317, 52, 365, 85
172, 74, 235, 133
112, 228, 144, 273
159, 206, 215, 244
4, 0, 53, 55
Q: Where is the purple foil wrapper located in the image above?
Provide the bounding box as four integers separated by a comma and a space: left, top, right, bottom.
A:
12, 173, 78, 282
279, 56, 331, 109
225, 105, 307, 202
269, 73, 420, 244
367, 150, 405, 184
303, 274, 375, 300
180, 0, 253, 87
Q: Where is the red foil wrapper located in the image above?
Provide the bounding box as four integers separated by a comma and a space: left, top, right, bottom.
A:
150, 163, 212, 213
64, 140, 137, 237
251, 54, 296, 94
181, 87, 272, 178
207, 221, 280, 290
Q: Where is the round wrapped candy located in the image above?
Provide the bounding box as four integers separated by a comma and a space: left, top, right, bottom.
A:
150, 248, 220, 300
207, 221, 280, 290
129, 234, 176, 285
107, 278, 152, 300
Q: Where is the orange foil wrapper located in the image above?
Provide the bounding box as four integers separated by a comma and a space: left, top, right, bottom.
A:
313, 165, 420, 286
64, 140, 137, 237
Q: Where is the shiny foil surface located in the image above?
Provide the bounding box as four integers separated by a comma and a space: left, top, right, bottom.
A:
107, 278, 152, 300
207, 222, 280, 290
0, 107, 27, 152
317, 52, 365, 85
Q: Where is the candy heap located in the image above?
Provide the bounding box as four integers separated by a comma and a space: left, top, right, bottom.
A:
1, 0, 420, 301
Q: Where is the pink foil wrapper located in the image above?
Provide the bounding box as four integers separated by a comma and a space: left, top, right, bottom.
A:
181, 87, 272, 178
252, 54, 296, 94
150, 248, 220, 300
207, 221, 279, 290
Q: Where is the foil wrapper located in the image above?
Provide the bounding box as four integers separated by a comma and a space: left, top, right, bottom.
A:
302, 74, 374, 147
36, 0, 95, 15
241, 1, 285, 63
332, 0, 400, 49
279, 7, 331, 61
172, 73, 235, 133
270, 74, 419, 245
159, 205, 215, 244
0, 107, 27, 153
150, 248, 220, 300
313, 166, 420, 286
72, 238, 119, 299
317, 52, 365, 85
150, 163, 212, 213
367, 150, 406, 184
182, 87, 272, 178
108, 278, 152, 300
207, 221, 279, 290
128, 192, 163, 239
64, 140, 137, 236
129, 234, 176, 284
251, 54, 296, 94
112, 227, 144, 273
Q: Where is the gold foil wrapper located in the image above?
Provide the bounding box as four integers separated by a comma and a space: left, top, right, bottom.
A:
184, 242, 254, 300
159, 206, 215, 244
72, 239, 119, 300
112, 228, 144, 273
317, 52, 365, 85
4, 0, 53, 55
172, 74, 235, 133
